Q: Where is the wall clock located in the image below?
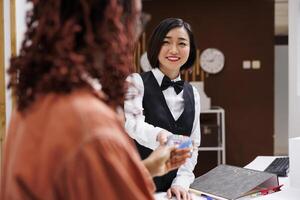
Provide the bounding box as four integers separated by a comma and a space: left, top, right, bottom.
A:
200, 48, 225, 74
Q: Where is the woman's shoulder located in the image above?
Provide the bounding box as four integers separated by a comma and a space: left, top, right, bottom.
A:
68, 89, 118, 121
34, 89, 119, 127
126, 72, 142, 83
126, 73, 144, 91
56, 89, 127, 139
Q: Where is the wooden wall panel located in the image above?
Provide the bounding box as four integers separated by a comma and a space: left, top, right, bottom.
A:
1, 0, 16, 169
143, 0, 274, 168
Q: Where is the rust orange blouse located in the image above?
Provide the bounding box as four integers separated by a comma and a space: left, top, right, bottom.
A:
1, 90, 155, 200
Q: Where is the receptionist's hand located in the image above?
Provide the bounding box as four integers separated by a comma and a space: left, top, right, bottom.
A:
156, 130, 172, 144
167, 185, 192, 200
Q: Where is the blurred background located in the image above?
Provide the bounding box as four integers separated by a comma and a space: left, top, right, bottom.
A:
1, 0, 297, 177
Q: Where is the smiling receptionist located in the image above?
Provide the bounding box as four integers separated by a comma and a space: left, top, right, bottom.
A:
125, 18, 201, 200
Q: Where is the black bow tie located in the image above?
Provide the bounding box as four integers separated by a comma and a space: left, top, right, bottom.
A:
161, 76, 184, 94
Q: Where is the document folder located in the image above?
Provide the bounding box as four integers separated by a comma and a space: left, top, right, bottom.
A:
190, 164, 279, 200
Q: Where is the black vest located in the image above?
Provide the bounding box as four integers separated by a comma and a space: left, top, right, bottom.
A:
136, 71, 195, 192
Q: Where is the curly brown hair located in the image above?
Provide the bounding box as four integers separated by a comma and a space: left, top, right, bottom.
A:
8, 0, 138, 112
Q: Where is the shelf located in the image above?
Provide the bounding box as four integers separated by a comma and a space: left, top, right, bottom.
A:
198, 147, 223, 151
200, 124, 220, 128
201, 106, 225, 114
199, 106, 226, 165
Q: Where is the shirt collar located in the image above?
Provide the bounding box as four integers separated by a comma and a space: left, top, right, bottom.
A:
152, 68, 181, 86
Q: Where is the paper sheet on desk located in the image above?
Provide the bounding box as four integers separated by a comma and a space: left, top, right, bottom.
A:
253, 188, 300, 200
244, 156, 290, 189
154, 192, 206, 200
244, 156, 277, 171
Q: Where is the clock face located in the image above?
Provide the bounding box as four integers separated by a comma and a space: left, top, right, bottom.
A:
140, 52, 152, 72
200, 48, 225, 74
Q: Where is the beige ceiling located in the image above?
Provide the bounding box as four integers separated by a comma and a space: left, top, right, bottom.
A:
275, 0, 288, 35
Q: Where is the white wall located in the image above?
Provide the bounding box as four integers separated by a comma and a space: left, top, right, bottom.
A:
4, 0, 12, 129
16, 0, 28, 53
289, 0, 300, 139
4, 0, 28, 128
289, 0, 300, 189
274, 45, 289, 155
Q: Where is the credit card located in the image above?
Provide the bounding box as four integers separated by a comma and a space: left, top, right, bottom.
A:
167, 135, 193, 149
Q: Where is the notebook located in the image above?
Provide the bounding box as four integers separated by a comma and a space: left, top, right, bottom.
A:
189, 164, 279, 200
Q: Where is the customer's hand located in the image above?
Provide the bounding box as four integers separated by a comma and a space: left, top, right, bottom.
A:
167, 185, 192, 200
143, 143, 191, 177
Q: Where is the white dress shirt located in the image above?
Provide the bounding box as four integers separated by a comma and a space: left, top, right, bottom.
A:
124, 68, 201, 190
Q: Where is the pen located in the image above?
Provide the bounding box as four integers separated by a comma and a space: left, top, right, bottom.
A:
201, 194, 213, 200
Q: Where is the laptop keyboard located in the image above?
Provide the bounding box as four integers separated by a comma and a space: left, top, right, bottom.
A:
264, 157, 289, 177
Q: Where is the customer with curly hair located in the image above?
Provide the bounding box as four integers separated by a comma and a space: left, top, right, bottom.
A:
1, 0, 191, 199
